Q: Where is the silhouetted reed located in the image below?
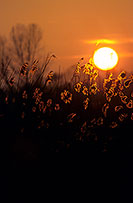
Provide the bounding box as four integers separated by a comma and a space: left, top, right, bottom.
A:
0, 56, 132, 154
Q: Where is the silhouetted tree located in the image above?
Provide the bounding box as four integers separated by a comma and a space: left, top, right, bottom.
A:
9, 24, 43, 83
0, 35, 11, 90
0, 24, 57, 91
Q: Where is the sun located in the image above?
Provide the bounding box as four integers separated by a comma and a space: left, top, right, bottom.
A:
93, 47, 119, 71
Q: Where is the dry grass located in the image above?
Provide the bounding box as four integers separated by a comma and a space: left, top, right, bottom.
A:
0, 57, 133, 154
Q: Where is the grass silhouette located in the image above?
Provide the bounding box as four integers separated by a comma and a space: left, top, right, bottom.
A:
0, 57, 132, 157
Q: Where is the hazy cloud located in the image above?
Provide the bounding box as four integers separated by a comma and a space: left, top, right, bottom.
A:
83, 38, 133, 45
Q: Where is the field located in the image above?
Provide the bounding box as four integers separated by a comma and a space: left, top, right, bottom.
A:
0, 58, 133, 159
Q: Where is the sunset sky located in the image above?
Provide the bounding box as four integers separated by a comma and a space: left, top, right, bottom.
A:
0, 0, 133, 72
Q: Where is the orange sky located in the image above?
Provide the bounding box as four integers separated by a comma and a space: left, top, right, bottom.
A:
0, 0, 133, 72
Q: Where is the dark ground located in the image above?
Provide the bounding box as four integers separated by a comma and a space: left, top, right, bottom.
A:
1, 125, 133, 202
0, 82, 132, 202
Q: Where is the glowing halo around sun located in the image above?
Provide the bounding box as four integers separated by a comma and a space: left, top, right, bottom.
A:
93, 47, 119, 71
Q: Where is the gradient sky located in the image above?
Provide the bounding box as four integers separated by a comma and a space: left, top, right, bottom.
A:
0, 0, 133, 72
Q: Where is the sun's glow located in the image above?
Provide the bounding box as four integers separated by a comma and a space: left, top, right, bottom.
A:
93, 47, 119, 71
